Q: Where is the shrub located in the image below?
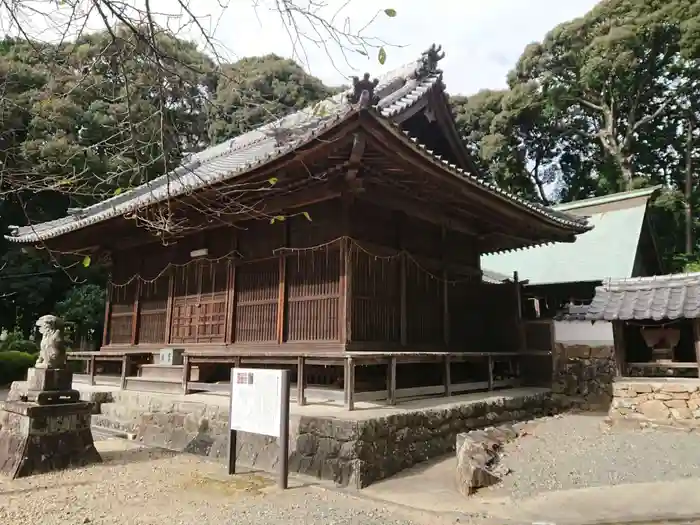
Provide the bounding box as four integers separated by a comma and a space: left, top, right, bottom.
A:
0, 330, 39, 355
0, 351, 37, 386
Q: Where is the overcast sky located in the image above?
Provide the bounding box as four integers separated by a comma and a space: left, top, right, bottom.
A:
7, 0, 600, 95
179, 0, 601, 95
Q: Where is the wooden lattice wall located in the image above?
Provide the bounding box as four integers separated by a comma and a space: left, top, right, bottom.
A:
103, 198, 518, 352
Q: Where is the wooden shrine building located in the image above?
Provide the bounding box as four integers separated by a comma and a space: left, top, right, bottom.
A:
6, 45, 591, 408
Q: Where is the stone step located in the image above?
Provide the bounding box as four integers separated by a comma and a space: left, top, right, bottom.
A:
139, 365, 200, 381
123, 377, 183, 395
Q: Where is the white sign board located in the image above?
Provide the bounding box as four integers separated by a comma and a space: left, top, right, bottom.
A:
229, 368, 283, 438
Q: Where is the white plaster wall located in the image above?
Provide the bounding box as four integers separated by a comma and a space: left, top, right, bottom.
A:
554, 320, 614, 345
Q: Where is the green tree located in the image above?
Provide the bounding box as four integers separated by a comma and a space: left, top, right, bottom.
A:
208, 54, 337, 144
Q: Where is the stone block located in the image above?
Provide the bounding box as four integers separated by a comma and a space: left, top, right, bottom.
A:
25, 368, 73, 392
0, 401, 101, 479
665, 399, 689, 409
663, 383, 697, 393
638, 400, 671, 420
670, 407, 692, 420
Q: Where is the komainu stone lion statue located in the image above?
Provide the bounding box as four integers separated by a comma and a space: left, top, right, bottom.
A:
34, 315, 67, 369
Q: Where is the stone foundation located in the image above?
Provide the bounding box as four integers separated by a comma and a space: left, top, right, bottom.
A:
86, 387, 556, 488
610, 379, 700, 425
551, 343, 617, 411
0, 401, 101, 478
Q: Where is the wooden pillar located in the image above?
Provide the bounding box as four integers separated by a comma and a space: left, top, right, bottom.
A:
225, 261, 237, 344
487, 355, 494, 390
514, 271, 526, 352
443, 354, 452, 397
344, 356, 355, 411
339, 195, 353, 345
102, 284, 112, 348
164, 270, 175, 344
276, 223, 288, 344
692, 319, 700, 378
89, 355, 96, 386
296, 356, 306, 406
441, 226, 450, 348
387, 357, 397, 405
120, 355, 129, 389
612, 321, 627, 376
400, 254, 408, 346
131, 260, 142, 345
182, 354, 191, 395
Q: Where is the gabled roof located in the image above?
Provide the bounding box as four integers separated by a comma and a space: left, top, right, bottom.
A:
6, 44, 589, 245
586, 272, 700, 321
481, 186, 661, 286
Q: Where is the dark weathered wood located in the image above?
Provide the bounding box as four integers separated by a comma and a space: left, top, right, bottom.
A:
182, 354, 191, 395
344, 356, 355, 411
400, 253, 407, 346
131, 279, 142, 345
102, 284, 112, 347
277, 255, 287, 344
387, 356, 397, 405
612, 321, 626, 376
89, 355, 96, 386
692, 319, 700, 377
120, 355, 129, 389
443, 354, 451, 397
296, 356, 306, 406
487, 355, 493, 390
164, 270, 175, 345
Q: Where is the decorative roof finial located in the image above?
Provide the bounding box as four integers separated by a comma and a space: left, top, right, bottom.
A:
418, 43, 446, 76
349, 73, 379, 107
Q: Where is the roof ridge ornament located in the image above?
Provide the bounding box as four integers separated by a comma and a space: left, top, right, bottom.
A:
418, 44, 445, 76
349, 73, 379, 107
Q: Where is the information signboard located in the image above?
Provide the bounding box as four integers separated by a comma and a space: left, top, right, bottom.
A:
229, 368, 284, 438
227, 367, 291, 489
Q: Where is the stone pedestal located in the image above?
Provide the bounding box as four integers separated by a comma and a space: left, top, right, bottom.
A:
23, 368, 80, 405
0, 366, 101, 479
0, 401, 101, 478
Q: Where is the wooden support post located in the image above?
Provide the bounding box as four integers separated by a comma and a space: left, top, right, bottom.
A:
224, 261, 235, 344
344, 357, 355, 411
441, 225, 450, 348
487, 355, 493, 390
444, 354, 452, 397
514, 271, 526, 352
400, 253, 408, 346
340, 238, 352, 344
120, 355, 129, 390
387, 357, 397, 405
297, 356, 306, 406
102, 284, 112, 347
89, 355, 96, 386
182, 354, 191, 395
612, 321, 627, 376
277, 256, 287, 344
692, 319, 700, 378
131, 279, 142, 345
164, 270, 175, 344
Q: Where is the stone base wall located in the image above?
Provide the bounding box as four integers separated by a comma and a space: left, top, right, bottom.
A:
551, 343, 617, 411
611, 380, 700, 424
83, 388, 556, 489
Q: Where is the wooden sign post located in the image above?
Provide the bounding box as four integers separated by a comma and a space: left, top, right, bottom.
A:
227, 367, 291, 489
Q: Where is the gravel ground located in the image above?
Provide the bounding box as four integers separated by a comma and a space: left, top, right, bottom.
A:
0, 438, 451, 525
482, 414, 700, 499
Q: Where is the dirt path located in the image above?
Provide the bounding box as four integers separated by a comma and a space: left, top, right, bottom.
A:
0, 438, 452, 525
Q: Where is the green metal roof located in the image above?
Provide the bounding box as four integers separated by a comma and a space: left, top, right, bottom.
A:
481, 188, 659, 286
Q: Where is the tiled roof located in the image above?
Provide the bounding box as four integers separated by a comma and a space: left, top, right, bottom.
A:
6, 44, 588, 245
553, 303, 591, 322
586, 273, 700, 321
482, 186, 659, 284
